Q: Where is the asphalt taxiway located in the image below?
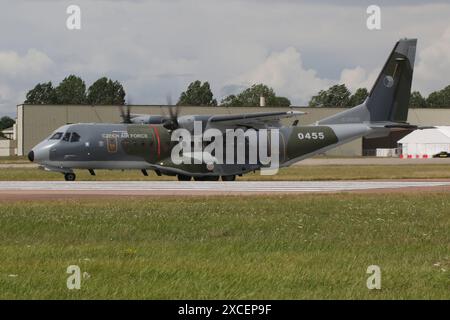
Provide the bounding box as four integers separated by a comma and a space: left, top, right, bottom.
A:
0, 180, 450, 200
2, 157, 450, 169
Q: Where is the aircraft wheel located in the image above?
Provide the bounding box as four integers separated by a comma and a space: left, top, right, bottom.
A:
194, 176, 219, 181
221, 175, 236, 181
177, 174, 191, 181
64, 173, 76, 181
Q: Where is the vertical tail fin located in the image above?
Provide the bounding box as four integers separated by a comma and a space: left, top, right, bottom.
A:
367, 38, 417, 122
318, 38, 417, 125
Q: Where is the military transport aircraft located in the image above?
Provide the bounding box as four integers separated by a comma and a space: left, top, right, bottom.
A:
28, 39, 418, 181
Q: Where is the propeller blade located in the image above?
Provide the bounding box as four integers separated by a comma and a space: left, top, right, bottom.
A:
119, 104, 126, 120
118, 97, 132, 124
163, 94, 179, 130
126, 104, 131, 123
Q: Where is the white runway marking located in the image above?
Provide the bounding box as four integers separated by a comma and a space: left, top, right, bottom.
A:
0, 180, 449, 193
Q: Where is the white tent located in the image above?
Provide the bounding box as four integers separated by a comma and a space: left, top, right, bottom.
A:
398, 126, 450, 158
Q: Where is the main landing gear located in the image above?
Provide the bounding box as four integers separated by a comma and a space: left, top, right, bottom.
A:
177, 174, 191, 181
194, 176, 220, 181
64, 173, 76, 181
177, 175, 236, 181
221, 175, 236, 181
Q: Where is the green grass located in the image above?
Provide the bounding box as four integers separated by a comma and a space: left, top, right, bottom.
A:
0, 194, 449, 299
1, 164, 450, 181
0, 156, 28, 164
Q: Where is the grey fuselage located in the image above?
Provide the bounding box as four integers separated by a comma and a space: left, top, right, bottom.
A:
29, 121, 377, 177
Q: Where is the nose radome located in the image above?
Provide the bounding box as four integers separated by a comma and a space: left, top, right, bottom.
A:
28, 150, 34, 162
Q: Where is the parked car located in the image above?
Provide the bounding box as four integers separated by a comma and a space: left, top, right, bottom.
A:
433, 151, 450, 158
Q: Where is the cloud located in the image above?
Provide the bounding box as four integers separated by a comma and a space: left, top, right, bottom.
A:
0, 49, 53, 79
1, 1, 450, 114
226, 47, 332, 105
0, 84, 13, 107
413, 26, 450, 94
339, 26, 450, 96
224, 23, 450, 105
225, 46, 383, 105
339, 66, 379, 92
0, 49, 54, 114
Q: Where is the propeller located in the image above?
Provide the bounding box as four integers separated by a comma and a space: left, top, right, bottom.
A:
119, 97, 132, 124
162, 95, 180, 130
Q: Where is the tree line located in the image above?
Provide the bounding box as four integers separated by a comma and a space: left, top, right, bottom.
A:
308, 84, 450, 108
409, 86, 450, 108
24, 77, 291, 107
177, 81, 291, 107
25, 75, 126, 105
23, 76, 450, 108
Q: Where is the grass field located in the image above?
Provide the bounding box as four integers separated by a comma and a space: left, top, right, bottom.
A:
0, 156, 28, 164
1, 164, 450, 181
0, 194, 449, 299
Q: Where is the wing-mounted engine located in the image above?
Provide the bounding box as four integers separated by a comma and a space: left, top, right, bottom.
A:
177, 115, 211, 132
118, 99, 305, 135
128, 114, 169, 125
118, 101, 171, 125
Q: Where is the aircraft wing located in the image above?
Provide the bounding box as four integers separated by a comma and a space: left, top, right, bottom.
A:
369, 122, 436, 130
206, 110, 305, 130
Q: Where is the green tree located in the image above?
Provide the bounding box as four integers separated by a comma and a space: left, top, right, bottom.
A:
24, 82, 57, 104
177, 80, 217, 106
87, 77, 126, 105
220, 94, 241, 107
274, 96, 291, 107
308, 90, 327, 107
55, 75, 87, 104
427, 85, 450, 108
0, 116, 15, 138
409, 91, 427, 108
309, 84, 351, 107
349, 88, 368, 107
221, 84, 291, 107
0, 116, 15, 130
234, 84, 276, 106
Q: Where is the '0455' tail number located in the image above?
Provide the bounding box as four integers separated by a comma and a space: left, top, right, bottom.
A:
298, 132, 325, 140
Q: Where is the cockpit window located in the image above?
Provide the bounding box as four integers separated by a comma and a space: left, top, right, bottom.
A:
49, 132, 63, 140
63, 132, 71, 141
70, 132, 81, 142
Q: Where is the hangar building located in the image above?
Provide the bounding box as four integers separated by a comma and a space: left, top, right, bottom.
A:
12, 104, 450, 157
398, 127, 450, 158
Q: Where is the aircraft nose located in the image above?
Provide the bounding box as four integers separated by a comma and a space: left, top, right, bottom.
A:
28, 146, 49, 164
28, 150, 34, 162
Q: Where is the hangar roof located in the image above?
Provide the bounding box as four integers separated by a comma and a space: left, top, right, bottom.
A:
398, 126, 450, 144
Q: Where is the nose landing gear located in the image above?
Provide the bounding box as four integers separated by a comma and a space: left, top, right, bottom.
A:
64, 173, 76, 181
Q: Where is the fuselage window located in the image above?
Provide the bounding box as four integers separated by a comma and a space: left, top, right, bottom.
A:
71, 132, 81, 142
49, 132, 63, 140
63, 132, 71, 141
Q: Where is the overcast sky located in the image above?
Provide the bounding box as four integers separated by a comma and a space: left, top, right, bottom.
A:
1, 0, 450, 116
